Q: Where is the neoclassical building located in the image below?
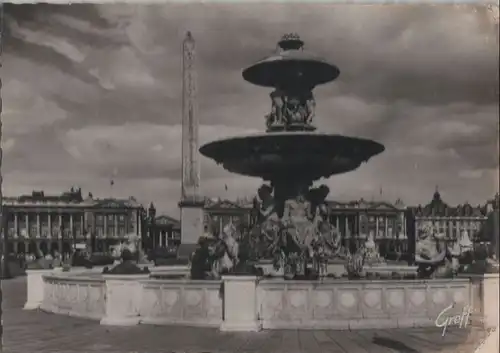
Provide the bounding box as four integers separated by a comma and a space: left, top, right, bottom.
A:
144, 203, 181, 249
203, 197, 254, 233
409, 189, 489, 243
2, 188, 146, 256
327, 198, 411, 258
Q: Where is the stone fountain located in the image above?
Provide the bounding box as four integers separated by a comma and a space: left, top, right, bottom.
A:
200, 33, 385, 278
24, 34, 496, 332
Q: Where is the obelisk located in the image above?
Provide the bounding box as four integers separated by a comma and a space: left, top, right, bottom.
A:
178, 31, 204, 258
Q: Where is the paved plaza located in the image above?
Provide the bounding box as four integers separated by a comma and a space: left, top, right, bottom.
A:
1, 277, 493, 353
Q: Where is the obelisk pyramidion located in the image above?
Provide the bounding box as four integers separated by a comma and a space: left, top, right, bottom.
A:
178, 31, 204, 257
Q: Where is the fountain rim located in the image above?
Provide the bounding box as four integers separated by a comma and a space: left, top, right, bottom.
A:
242, 57, 340, 88
200, 131, 385, 155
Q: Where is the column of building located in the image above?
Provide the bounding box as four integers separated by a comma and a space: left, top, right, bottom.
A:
58, 213, 63, 255
80, 213, 85, 242
400, 212, 407, 254
84, 213, 92, 250
13, 213, 19, 254
24, 214, 30, 254
36, 213, 40, 241
454, 218, 460, 241
400, 212, 406, 239
382, 215, 390, 254
344, 216, 349, 238
46, 212, 52, 254
103, 214, 108, 252
447, 218, 453, 240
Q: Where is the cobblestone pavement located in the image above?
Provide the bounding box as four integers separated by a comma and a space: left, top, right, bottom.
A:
1, 277, 493, 353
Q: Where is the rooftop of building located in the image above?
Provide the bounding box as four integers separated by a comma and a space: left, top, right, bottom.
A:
3, 187, 143, 209
408, 188, 493, 217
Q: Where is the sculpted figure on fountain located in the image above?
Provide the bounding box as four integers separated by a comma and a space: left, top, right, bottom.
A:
305, 93, 316, 124
345, 246, 366, 279
246, 181, 354, 278
266, 89, 286, 129
279, 186, 327, 278
210, 222, 240, 278
266, 89, 316, 131
307, 184, 330, 216
258, 185, 281, 254
312, 205, 342, 277
282, 188, 316, 254
414, 224, 461, 278
250, 184, 280, 259
364, 230, 384, 265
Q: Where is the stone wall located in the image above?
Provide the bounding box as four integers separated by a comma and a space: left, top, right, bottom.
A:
28, 269, 495, 332
139, 279, 223, 327
257, 278, 471, 330
41, 275, 105, 320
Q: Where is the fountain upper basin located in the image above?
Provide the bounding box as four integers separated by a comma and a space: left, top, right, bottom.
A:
199, 131, 385, 181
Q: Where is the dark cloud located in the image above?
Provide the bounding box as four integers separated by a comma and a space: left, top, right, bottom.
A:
2, 3, 498, 215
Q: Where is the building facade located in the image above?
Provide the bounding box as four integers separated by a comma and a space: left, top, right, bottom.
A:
327, 198, 411, 259
145, 203, 181, 249
2, 188, 145, 256
203, 198, 253, 233
409, 189, 489, 244
198, 196, 412, 260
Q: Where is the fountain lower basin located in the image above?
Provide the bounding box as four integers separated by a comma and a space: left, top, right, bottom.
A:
199, 132, 384, 181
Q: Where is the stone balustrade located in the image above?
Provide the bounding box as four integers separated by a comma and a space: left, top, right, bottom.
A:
459, 273, 499, 329
257, 278, 472, 330
139, 279, 223, 327
26, 268, 496, 332
41, 274, 105, 320
101, 274, 150, 326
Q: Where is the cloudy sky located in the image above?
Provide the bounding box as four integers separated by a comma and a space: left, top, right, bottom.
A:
2, 3, 499, 216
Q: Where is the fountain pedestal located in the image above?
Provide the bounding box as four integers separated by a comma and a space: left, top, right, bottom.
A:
178, 200, 205, 258
24, 269, 54, 310
100, 274, 149, 326
220, 275, 262, 332
459, 273, 499, 329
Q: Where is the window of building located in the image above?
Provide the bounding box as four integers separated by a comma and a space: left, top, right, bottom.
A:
108, 214, 114, 222
119, 214, 125, 222
118, 227, 125, 237
96, 215, 103, 222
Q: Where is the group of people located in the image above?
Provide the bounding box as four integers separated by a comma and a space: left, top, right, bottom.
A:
3, 250, 65, 272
